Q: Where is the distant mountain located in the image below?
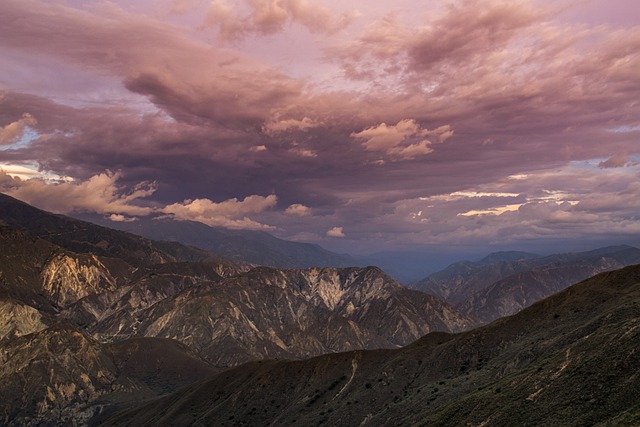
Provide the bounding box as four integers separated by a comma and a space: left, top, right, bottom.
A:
102, 264, 640, 427
414, 246, 640, 322
414, 251, 539, 305
0, 194, 473, 424
478, 250, 541, 264
78, 214, 360, 269
0, 193, 235, 269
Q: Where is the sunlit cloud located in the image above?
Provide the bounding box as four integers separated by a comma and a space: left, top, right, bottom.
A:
0, 0, 639, 252
285, 203, 311, 216
0, 113, 37, 145
351, 120, 453, 160
326, 226, 345, 237
162, 194, 278, 230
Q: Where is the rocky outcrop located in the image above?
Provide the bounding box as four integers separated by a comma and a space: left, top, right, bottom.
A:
0, 299, 50, 341
0, 327, 118, 426
74, 266, 474, 367
41, 253, 121, 308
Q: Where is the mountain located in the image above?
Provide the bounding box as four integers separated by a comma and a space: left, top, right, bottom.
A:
102, 264, 640, 427
63, 264, 474, 367
0, 193, 473, 424
0, 194, 243, 314
0, 323, 218, 426
415, 246, 640, 322
78, 214, 359, 269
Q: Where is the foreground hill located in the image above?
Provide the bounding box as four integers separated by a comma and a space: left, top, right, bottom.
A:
103, 264, 640, 427
415, 246, 640, 322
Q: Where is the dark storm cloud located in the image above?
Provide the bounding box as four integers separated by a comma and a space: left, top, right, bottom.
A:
0, 0, 639, 251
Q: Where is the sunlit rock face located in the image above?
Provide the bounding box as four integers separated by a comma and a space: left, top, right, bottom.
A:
41, 254, 119, 308
0, 327, 119, 426
0, 299, 49, 341
72, 265, 474, 367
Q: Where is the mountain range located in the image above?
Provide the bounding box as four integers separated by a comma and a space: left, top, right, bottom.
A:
78, 213, 359, 269
2, 193, 640, 426
102, 264, 640, 426
414, 246, 640, 322
0, 193, 473, 424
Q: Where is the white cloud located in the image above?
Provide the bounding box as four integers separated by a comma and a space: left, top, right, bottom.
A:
351, 120, 453, 160
0, 170, 155, 216
326, 226, 345, 237
263, 117, 319, 134
0, 113, 37, 145
107, 213, 138, 222
288, 147, 317, 158
162, 194, 277, 230
0, 168, 281, 231
285, 203, 311, 216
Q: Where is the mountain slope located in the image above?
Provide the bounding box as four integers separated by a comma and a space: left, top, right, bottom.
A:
66, 265, 474, 367
103, 264, 640, 427
0, 194, 476, 424
0, 193, 231, 268
0, 194, 243, 314
0, 324, 218, 427
79, 214, 359, 269
415, 246, 640, 322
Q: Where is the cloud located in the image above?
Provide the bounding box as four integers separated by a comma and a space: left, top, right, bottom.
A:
162, 194, 278, 230
288, 146, 317, 158
107, 213, 138, 222
0, 0, 304, 129
326, 226, 345, 237
0, 113, 37, 145
332, 0, 545, 82
202, 0, 358, 41
1, 0, 640, 253
0, 170, 156, 216
285, 203, 311, 216
351, 120, 453, 159
169, 0, 197, 15
262, 117, 319, 135
598, 153, 630, 168
0, 167, 281, 230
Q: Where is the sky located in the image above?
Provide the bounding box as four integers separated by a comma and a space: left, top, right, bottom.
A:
0, 0, 639, 257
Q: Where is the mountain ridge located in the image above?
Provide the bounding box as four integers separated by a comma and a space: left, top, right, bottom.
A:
414, 244, 640, 322
76, 213, 359, 269
101, 263, 640, 426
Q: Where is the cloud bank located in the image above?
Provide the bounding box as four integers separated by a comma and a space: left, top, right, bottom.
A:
0, 0, 639, 252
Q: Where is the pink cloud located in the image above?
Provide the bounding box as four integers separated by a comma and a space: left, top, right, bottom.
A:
326, 226, 345, 237
351, 120, 452, 159
598, 153, 630, 168
0, 0, 639, 251
285, 203, 311, 216
162, 194, 278, 230
0, 113, 37, 145
202, 0, 358, 41
0, 170, 156, 216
